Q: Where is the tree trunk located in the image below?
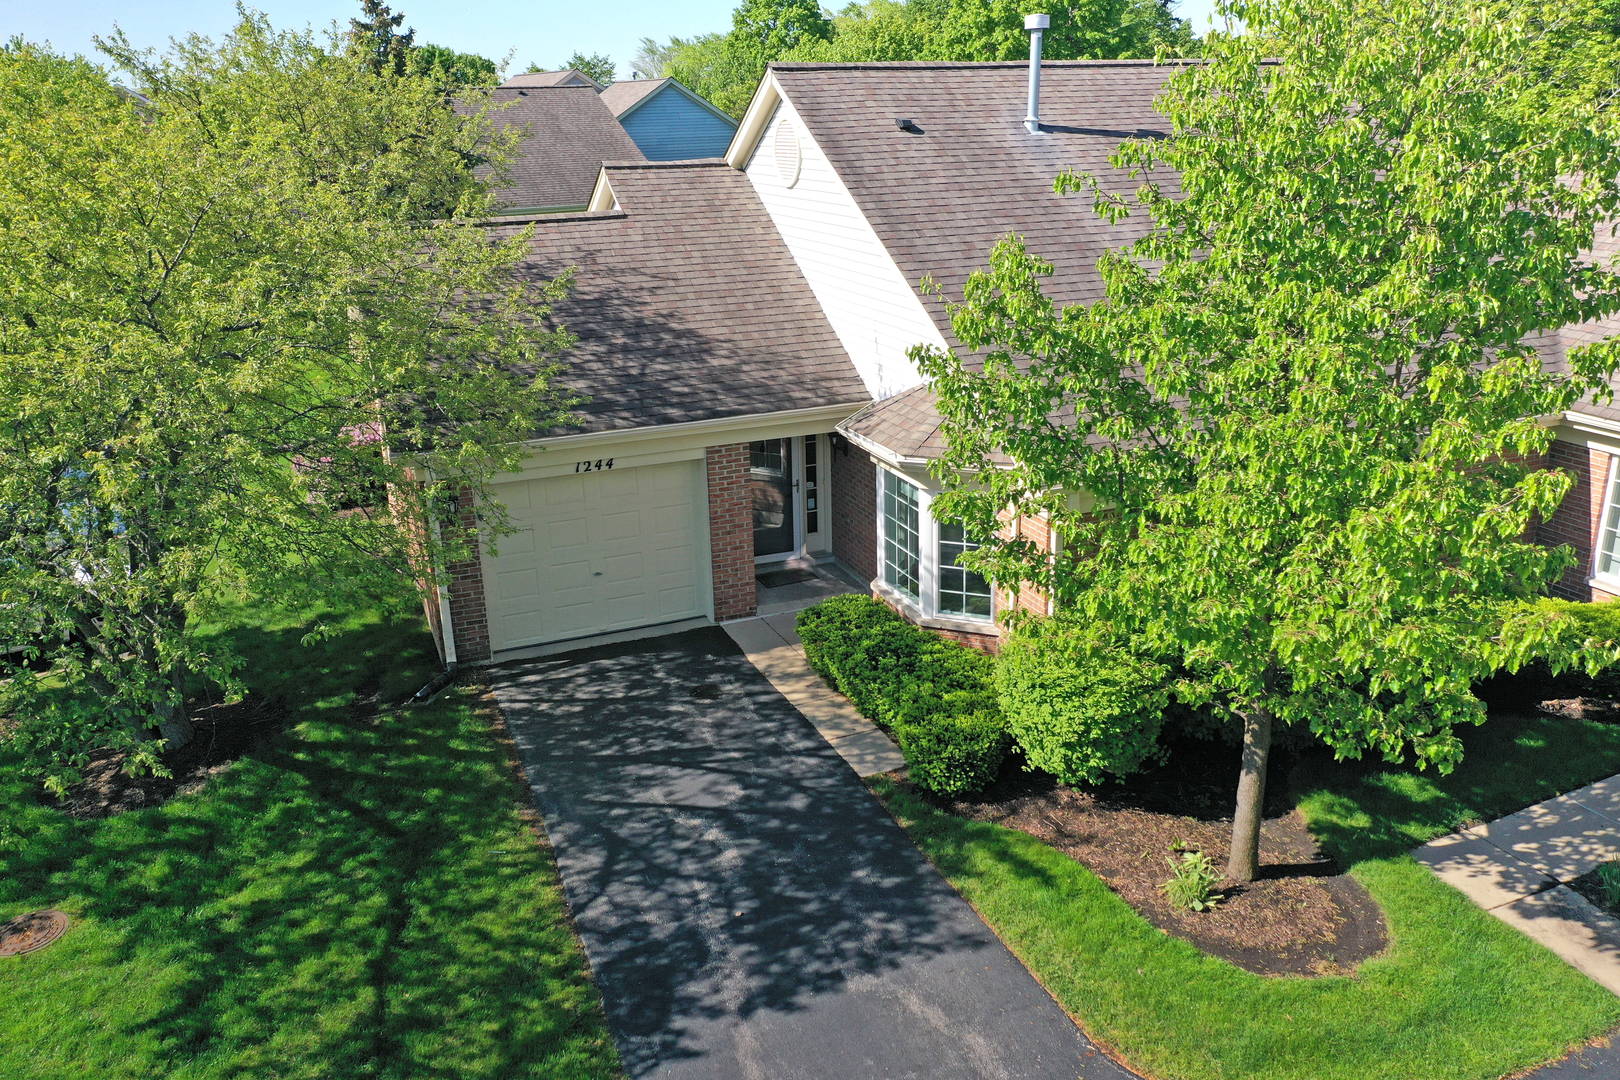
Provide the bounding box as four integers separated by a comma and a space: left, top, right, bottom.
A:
1227, 705, 1274, 882
157, 707, 195, 751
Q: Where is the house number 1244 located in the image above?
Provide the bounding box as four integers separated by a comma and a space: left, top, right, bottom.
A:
575, 458, 614, 473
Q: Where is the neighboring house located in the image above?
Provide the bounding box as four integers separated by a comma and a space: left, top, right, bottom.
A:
598, 78, 740, 161
425, 56, 1620, 665
476, 86, 644, 215
503, 68, 605, 91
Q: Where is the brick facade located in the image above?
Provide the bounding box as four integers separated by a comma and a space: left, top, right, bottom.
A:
998, 512, 1056, 620
707, 443, 757, 621
445, 489, 492, 663
1539, 438, 1620, 602
831, 435, 878, 585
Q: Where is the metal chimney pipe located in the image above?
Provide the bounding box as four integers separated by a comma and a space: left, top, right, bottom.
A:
1025, 13, 1049, 134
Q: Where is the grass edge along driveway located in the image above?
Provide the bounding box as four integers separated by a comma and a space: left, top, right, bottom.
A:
0, 605, 623, 1080
868, 710, 1620, 1080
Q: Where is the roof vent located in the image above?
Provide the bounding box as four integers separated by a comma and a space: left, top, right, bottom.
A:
1025, 13, 1049, 135
895, 117, 915, 131
774, 120, 802, 187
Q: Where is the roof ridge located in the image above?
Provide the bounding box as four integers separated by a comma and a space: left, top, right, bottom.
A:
476, 209, 628, 227
769, 59, 1198, 71
602, 158, 730, 170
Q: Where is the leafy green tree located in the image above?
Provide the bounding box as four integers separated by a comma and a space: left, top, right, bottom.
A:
558, 50, 617, 84
661, 0, 1196, 117
631, 36, 680, 79
734, 0, 836, 58
348, 0, 414, 75
0, 18, 573, 794
665, 0, 833, 115
917, 0, 1620, 880
665, 33, 759, 115
410, 42, 498, 86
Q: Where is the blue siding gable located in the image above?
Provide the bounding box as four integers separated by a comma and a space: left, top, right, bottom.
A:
619, 86, 738, 161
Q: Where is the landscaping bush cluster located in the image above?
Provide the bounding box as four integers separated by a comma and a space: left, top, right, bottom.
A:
995, 615, 1171, 786
796, 595, 1007, 794
798, 594, 1620, 796
1515, 597, 1620, 700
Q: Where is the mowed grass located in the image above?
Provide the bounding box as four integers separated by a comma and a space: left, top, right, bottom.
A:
870, 708, 1620, 1080
0, 604, 622, 1080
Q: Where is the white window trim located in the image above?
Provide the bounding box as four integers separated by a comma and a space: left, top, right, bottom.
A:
1594, 452, 1620, 588
873, 463, 996, 629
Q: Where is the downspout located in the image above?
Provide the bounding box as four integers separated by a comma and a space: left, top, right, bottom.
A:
1024, 13, 1049, 135
410, 518, 460, 706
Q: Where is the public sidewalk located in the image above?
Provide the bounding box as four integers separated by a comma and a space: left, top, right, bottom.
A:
722, 609, 907, 777
1415, 775, 1620, 995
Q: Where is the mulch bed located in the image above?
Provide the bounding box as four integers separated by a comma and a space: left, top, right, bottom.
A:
1536, 698, 1620, 724
1567, 864, 1620, 916
42, 693, 288, 819
907, 740, 1389, 977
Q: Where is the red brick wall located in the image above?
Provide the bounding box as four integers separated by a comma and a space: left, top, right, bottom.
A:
870, 590, 1002, 654
996, 511, 1055, 619
445, 490, 491, 662
832, 437, 877, 584
1535, 439, 1620, 602
707, 444, 757, 621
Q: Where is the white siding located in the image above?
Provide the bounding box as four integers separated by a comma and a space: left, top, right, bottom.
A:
744, 97, 946, 401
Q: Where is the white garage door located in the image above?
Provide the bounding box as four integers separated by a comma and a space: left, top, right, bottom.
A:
482, 460, 707, 653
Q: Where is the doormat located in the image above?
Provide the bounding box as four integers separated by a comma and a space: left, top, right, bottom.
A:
756, 567, 818, 588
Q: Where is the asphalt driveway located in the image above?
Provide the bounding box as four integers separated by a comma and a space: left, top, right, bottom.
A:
490, 626, 1133, 1080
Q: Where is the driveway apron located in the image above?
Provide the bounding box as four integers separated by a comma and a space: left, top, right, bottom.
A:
490, 626, 1132, 1080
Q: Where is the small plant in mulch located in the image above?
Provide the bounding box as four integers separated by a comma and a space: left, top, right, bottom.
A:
1161, 843, 1223, 912
1596, 860, 1620, 909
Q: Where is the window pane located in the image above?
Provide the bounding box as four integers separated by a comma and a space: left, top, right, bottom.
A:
938, 519, 991, 618
1601, 457, 1620, 576
882, 471, 920, 599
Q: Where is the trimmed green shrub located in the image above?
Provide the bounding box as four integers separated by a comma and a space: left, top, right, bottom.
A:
796, 595, 1007, 794
1484, 597, 1620, 704
995, 615, 1171, 785
893, 710, 1008, 796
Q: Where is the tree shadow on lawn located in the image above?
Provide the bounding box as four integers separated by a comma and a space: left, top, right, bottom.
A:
0, 613, 617, 1080
1292, 702, 1620, 869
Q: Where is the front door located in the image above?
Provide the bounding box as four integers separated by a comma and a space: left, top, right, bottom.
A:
750, 438, 795, 557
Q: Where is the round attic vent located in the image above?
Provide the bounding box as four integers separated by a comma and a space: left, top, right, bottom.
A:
774, 120, 802, 187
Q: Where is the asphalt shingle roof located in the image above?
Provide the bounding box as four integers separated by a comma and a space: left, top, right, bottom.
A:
502, 70, 602, 89
489, 162, 870, 436
475, 87, 644, 213
598, 78, 667, 117
1530, 226, 1620, 426
772, 61, 1180, 457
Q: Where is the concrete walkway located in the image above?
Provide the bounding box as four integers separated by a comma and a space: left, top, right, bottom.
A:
1415, 775, 1620, 995
722, 610, 906, 778
490, 627, 1133, 1079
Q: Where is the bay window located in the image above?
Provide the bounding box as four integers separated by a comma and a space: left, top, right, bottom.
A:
882, 469, 921, 598
875, 465, 995, 626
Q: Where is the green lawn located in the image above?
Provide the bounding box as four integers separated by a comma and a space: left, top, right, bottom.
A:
870, 708, 1620, 1080
0, 605, 622, 1080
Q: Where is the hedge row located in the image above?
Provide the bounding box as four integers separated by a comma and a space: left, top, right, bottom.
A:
796, 595, 1007, 794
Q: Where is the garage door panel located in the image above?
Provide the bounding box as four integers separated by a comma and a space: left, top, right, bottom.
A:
597, 509, 648, 544
495, 526, 538, 558
483, 460, 707, 652
596, 469, 643, 499
540, 475, 587, 507
495, 567, 540, 600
